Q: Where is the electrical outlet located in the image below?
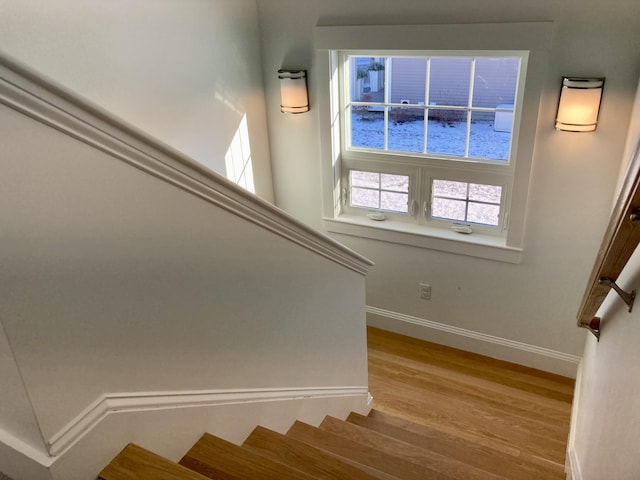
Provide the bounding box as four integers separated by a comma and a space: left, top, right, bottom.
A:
419, 283, 431, 300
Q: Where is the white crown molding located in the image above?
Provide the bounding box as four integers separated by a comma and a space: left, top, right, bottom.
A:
0, 54, 374, 276
46, 386, 369, 458
367, 306, 581, 375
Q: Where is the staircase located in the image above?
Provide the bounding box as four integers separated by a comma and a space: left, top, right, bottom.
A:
98, 326, 571, 480
99, 407, 565, 480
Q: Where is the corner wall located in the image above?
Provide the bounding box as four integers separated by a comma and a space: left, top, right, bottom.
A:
0, 0, 274, 201
256, 0, 640, 375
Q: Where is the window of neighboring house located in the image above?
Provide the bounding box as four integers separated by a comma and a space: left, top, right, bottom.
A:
339, 52, 524, 237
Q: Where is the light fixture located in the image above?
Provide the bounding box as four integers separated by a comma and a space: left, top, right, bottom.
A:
278, 69, 309, 114
555, 77, 605, 132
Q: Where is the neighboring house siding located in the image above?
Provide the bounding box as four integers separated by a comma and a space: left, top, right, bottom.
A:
390, 58, 427, 104
428, 58, 471, 107
471, 58, 518, 108
357, 57, 518, 118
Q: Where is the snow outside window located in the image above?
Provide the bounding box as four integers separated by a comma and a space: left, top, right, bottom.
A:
350, 170, 410, 213
338, 51, 526, 237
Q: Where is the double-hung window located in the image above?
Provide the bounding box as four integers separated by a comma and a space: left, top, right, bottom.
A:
316, 23, 551, 263
339, 52, 525, 236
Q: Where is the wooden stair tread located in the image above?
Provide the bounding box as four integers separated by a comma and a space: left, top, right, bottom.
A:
367, 379, 567, 465
367, 347, 569, 465
100, 327, 572, 480
366, 326, 572, 472
244, 425, 399, 480
348, 410, 565, 480
179, 432, 315, 480
319, 415, 507, 480
368, 354, 571, 438
368, 349, 572, 422
288, 419, 471, 480
99, 443, 210, 480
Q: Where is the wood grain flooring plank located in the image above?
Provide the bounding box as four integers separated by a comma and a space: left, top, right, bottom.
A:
319, 415, 507, 480
369, 369, 568, 446
179, 433, 315, 480
243, 425, 399, 480
369, 347, 572, 417
99, 443, 210, 480
347, 411, 564, 480
368, 360, 569, 442
365, 327, 573, 473
367, 327, 575, 399
368, 373, 567, 465
287, 420, 459, 480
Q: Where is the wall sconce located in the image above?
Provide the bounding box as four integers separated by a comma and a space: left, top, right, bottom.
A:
278, 69, 309, 114
555, 77, 605, 132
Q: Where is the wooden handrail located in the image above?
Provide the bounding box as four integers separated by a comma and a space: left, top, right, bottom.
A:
577, 140, 640, 339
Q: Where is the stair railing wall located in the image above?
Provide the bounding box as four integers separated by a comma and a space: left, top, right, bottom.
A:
0, 54, 373, 480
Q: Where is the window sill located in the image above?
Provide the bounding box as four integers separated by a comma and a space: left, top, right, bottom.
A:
323, 215, 523, 263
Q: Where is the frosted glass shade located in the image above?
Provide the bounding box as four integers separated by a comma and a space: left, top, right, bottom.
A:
278, 69, 309, 114
555, 77, 604, 132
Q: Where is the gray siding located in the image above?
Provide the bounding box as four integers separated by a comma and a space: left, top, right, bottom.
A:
390, 58, 426, 104
360, 57, 518, 112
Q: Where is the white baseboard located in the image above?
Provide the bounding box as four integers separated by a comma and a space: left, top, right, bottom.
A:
567, 446, 583, 480
0, 386, 369, 480
566, 361, 583, 480
367, 306, 581, 378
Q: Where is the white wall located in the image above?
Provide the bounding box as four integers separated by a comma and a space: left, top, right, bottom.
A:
569, 248, 640, 479
256, 0, 640, 374
0, 324, 45, 454
570, 255, 640, 479
567, 75, 640, 480
0, 0, 274, 202
3, 108, 366, 439
0, 66, 370, 479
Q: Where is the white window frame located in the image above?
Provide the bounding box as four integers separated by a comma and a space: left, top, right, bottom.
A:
315, 23, 553, 264
343, 53, 520, 163
341, 160, 419, 222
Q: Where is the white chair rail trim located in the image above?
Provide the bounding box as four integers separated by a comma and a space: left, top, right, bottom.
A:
47, 386, 370, 458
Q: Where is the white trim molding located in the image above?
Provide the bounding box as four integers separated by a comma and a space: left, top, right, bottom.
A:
0, 386, 370, 480
0, 54, 374, 276
0, 429, 53, 467
316, 22, 553, 261
566, 361, 583, 480
47, 386, 369, 458
367, 306, 581, 377
567, 445, 583, 480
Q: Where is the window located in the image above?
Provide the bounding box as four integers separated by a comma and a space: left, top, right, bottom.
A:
348, 56, 518, 162
350, 170, 409, 214
315, 23, 552, 263
339, 52, 524, 236
431, 180, 502, 226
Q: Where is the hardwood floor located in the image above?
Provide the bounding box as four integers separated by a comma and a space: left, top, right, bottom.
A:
366, 326, 575, 479
101, 327, 576, 479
